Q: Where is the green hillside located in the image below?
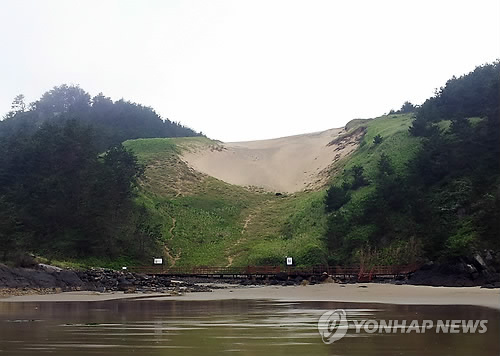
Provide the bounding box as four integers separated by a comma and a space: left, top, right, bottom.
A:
1, 62, 496, 270
123, 113, 417, 267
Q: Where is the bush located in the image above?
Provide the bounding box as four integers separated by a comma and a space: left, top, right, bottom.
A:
445, 220, 477, 257
295, 243, 327, 266
373, 134, 383, 145
324, 185, 351, 212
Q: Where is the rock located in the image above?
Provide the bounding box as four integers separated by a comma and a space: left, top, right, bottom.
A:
37, 264, 62, 273
322, 276, 334, 283
13, 254, 38, 268
309, 276, 320, 284
473, 253, 487, 270
454, 262, 467, 274
123, 286, 137, 293
56, 270, 84, 288
30, 271, 57, 288
420, 261, 434, 270
484, 250, 494, 262
480, 281, 500, 289
275, 272, 288, 281
465, 264, 477, 274
319, 272, 329, 282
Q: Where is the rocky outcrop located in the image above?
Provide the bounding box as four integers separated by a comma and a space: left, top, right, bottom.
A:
408, 250, 500, 288
0, 264, 82, 289
0, 264, 211, 294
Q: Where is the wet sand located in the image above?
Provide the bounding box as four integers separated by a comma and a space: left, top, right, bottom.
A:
2, 283, 499, 310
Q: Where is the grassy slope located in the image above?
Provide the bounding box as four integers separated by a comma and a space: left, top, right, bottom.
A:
123, 113, 420, 267
340, 114, 420, 177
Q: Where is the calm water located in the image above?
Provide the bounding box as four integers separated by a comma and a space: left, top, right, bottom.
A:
0, 299, 498, 356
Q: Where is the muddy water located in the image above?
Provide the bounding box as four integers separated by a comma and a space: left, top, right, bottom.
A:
0, 299, 498, 355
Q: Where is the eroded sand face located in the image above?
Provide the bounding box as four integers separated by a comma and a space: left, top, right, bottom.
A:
182, 127, 361, 192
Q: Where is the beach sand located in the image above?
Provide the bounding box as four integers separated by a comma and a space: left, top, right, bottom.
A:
2, 283, 499, 310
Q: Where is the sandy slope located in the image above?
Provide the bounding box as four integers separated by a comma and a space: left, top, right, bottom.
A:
182, 127, 362, 192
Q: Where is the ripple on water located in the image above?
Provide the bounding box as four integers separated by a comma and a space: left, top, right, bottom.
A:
0, 300, 497, 356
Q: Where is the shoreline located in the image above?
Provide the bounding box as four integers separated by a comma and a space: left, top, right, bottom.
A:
2, 283, 499, 310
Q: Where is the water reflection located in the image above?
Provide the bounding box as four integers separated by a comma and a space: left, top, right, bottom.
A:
0, 299, 498, 355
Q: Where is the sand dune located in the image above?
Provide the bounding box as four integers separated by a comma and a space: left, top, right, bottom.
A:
182, 127, 363, 192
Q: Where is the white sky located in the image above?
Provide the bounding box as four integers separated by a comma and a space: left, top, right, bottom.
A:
0, 0, 499, 142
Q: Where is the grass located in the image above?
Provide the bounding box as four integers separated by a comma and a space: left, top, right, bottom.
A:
325, 114, 422, 229
334, 114, 422, 181
121, 114, 422, 267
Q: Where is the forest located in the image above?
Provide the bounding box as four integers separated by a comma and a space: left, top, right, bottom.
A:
0, 85, 201, 264
324, 61, 500, 266
1, 85, 201, 150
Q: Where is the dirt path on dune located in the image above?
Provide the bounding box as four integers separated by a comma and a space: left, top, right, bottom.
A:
225, 211, 256, 267
164, 217, 180, 266
169, 217, 176, 237
226, 208, 261, 267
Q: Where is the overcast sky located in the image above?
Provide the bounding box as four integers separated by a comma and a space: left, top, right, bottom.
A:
0, 0, 499, 142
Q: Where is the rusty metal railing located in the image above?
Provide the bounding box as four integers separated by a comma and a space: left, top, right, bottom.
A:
128, 263, 421, 279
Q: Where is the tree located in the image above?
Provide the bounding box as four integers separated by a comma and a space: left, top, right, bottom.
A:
33, 84, 91, 116
398, 101, 416, 113
0, 84, 203, 150
4, 94, 26, 119
373, 134, 383, 145
377, 153, 395, 179
413, 61, 499, 124
101, 144, 144, 202
0, 120, 150, 259
325, 61, 500, 266
325, 185, 351, 213
11, 94, 26, 113
350, 165, 369, 189
409, 116, 439, 137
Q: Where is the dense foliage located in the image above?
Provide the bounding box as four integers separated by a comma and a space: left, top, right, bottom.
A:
0, 84, 201, 263
325, 61, 500, 266
0, 120, 163, 261
1, 85, 202, 150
